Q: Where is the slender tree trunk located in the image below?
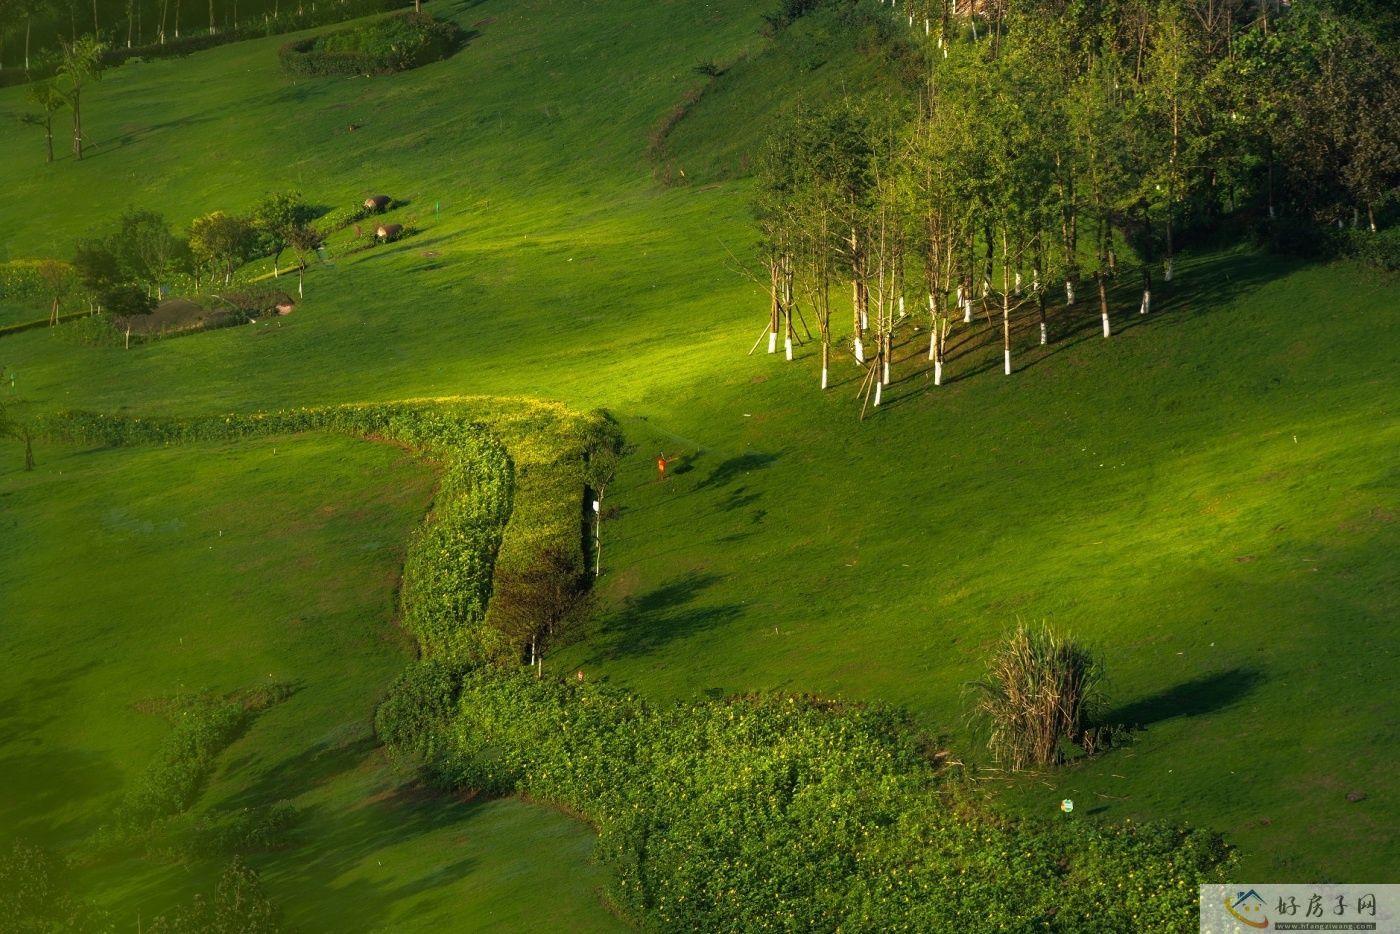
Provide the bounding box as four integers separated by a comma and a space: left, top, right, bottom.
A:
1098, 271, 1110, 337
298, 263, 304, 297
44, 118, 54, 163
209, 0, 215, 34
93, 0, 100, 36
71, 88, 82, 160
1038, 289, 1048, 345
1140, 267, 1152, 315
768, 260, 779, 354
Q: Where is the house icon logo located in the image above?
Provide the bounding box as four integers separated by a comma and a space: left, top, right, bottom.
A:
1225, 889, 1269, 929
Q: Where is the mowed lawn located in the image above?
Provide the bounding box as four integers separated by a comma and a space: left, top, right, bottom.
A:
0, 0, 1395, 895
0, 434, 622, 930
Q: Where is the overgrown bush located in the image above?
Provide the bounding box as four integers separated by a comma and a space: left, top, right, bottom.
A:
419, 670, 1228, 931
52, 313, 123, 347
145, 857, 278, 933
967, 623, 1104, 770
278, 12, 464, 78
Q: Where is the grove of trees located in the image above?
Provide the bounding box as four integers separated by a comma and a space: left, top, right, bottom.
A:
754, 0, 1399, 414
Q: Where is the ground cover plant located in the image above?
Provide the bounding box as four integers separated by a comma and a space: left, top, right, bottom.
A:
0, 0, 1395, 923
278, 12, 465, 78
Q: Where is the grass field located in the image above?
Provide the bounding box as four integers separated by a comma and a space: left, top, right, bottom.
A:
0, 434, 622, 928
0, 0, 1395, 917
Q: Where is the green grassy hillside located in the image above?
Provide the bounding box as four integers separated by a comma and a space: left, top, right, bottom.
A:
0, 0, 1395, 913
0, 434, 622, 928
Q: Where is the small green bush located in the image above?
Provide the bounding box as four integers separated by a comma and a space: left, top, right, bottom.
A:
278, 12, 464, 78
52, 313, 123, 347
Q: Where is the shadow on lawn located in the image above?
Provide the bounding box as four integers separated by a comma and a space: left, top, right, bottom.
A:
1103, 667, 1266, 728
694, 452, 779, 491
591, 571, 742, 661
877, 251, 1296, 413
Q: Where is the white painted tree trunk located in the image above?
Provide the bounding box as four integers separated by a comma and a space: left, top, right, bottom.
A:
854, 337, 865, 363
1164, 258, 1173, 281
928, 328, 937, 360
1065, 280, 1075, 305
1269, 204, 1276, 220
1004, 349, 1011, 375
1014, 271, 1022, 294
1040, 322, 1047, 345
1140, 289, 1150, 315
1033, 268, 1040, 291
934, 360, 942, 385
821, 366, 828, 389
898, 295, 904, 319
883, 357, 890, 384
784, 335, 793, 360
873, 379, 882, 407
1102, 312, 1111, 337
768, 331, 777, 354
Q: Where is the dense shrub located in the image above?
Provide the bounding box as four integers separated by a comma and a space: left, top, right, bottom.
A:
423, 671, 1230, 931
1347, 226, 1400, 272
278, 12, 464, 78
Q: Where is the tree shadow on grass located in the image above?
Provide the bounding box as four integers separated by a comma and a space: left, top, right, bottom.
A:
693, 452, 779, 492
1102, 667, 1266, 729
590, 571, 742, 661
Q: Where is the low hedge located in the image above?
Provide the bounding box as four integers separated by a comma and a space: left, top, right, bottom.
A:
278, 12, 463, 78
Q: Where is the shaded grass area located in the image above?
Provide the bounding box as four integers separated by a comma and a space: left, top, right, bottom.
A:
0, 434, 622, 930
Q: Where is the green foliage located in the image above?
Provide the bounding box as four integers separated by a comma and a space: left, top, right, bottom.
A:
101, 283, 157, 318
146, 857, 279, 934
967, 624, 1104, 770
278, 13, 464, 78
109, 697, 254, 831
421, 671, 1228, 931
188, 211, 256, 285
0, 842, 112, 932
52, 312, 122, 346
1346, 227, 1400, 272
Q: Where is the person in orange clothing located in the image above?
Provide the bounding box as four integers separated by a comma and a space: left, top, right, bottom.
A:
657, 452, 668, 480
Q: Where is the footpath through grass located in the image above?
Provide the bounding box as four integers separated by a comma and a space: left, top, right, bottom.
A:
0, 433, 622, 929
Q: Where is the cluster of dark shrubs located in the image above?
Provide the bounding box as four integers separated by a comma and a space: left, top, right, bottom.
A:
278, 12, 464, 78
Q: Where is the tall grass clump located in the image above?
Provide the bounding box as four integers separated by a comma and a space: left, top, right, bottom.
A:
968, 623, 1104, 770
